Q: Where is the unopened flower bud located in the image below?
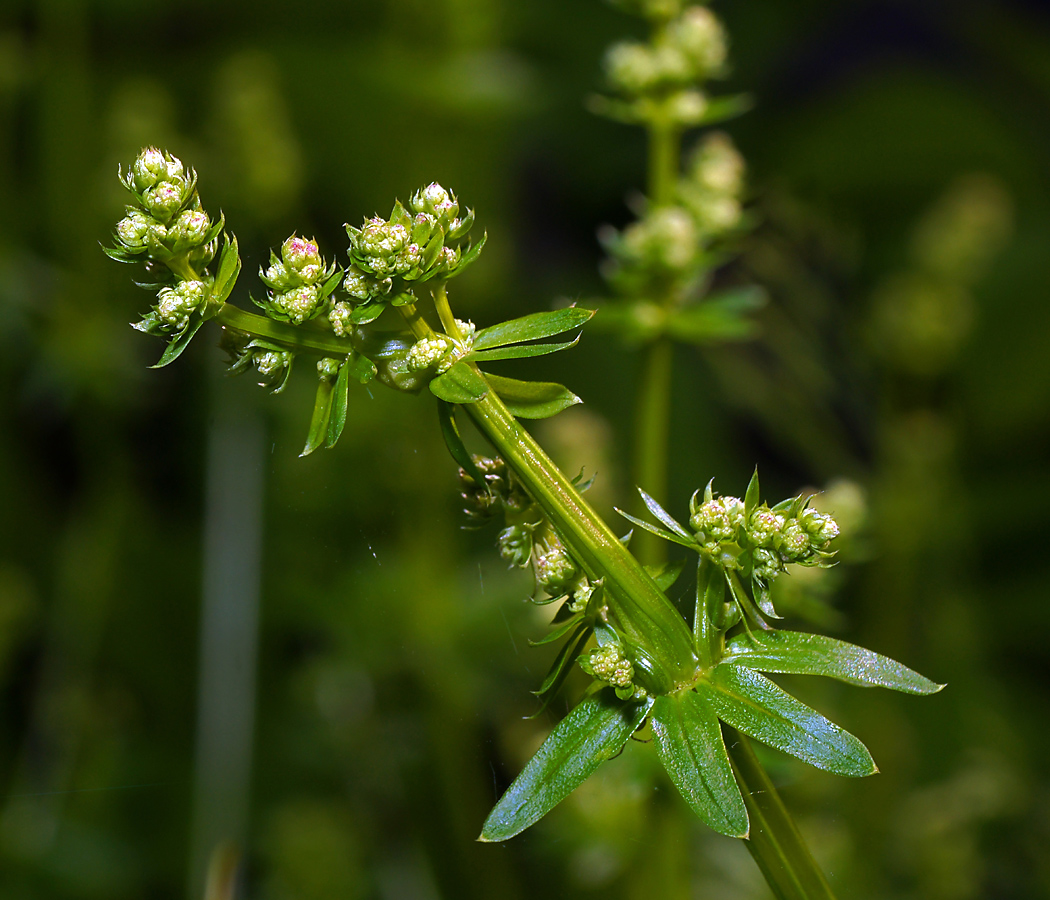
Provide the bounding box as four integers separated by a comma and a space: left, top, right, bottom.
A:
131, 147, 169, 192
799, 508, 840, 547
690, 133, 745, 196
690, 496, 744, 540
605, 42, 658, 94
317, 357, 341, 381
668, 6, 727, 75
170, 209, 211, 245
534, 548, 579, 594
281, 235, 322, 277
498, 524, 533, 567
406, 335, 456, 373
143, 181, 186, 222
777, 520, 811, 560
116, 210, 151, 247
410, 182, 459, 227
255, 351, 287, 378
748, 509, 785, 546
584, 643, 634, 689
752, 547, 781, 580
329, 302, 353, 337
273, 284, 322, 324
156, 280, 207, 330
343, 266, 391, 300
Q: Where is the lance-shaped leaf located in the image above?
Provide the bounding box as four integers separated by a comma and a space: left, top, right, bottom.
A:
486, 374, 581, 419
698, 664, 877, 777
151, 312, 206, 369
638, 488, 694, 542
650, 694, 749, 838
744, 467, 761, 517
530, 621, 593, 714
616, 509, 697, 549
429, 361, 488, 404
473, 307, 595, 351
325, 359, 351, 449
724, 630, 944, 695
469, 337, 579, 362
480, 690, 653, 842
696, 92, 753, 126
301, 378, 335, 457
645, 557, 686, 593
437, 399, 484, 487
211, 233, 242, 307
529, 613, 585, 647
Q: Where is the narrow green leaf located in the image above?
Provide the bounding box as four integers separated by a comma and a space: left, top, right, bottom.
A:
346, 351, 377, 384
300, 378, 334, 457
325, 359, 351, 448
615, 510, 697, 549
645, 557, 686, 593
473, 307, 596, 351
429, 361, 489, 403
451, 230, 487, 276
697, 93, 753, 126
150, 314, 206, 368
650, 694, 749, 837
638, 488, 693, 540
532, 622, 592, 700
724, 630, 945, 695
437, 399, 484, 486
529, 613, 584, 647
744, 467, 761, 517
468, 337, 579, 362
480, 691, 653, 842
211, 233, 242, 307
485, 373, 581, 419
698, 664, 877, 777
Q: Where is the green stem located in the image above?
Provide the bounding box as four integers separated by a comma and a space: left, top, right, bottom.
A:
647, 122, 680, 207
216, 304, 356, 357
632, 337, 673, 566
462, 387, 699, 694
726, 728, 837, 900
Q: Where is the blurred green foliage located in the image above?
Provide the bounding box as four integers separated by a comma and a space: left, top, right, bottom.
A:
2, 0, 1049, 897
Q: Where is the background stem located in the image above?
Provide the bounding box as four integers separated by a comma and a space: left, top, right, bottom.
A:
632, 337, 673, 566
726, 728, 837, 900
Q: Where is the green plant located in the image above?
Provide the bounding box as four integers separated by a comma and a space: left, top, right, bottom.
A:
105, 3, 942, 897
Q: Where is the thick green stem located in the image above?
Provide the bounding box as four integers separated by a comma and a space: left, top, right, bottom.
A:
462, 387, 698, 694
632, 337, 673, 566
727, 729, 837, 900
647, 123, 680, 207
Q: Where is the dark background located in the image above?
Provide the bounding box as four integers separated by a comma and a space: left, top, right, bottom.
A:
1, 0, 1049, 897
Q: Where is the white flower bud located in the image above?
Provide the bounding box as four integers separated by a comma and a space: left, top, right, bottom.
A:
748, 509, 785, 546
329, 302, 353, 337
691, 133, 745, 196
116, 211, 151, 246
156, 280, 206, 330
143, 181, 185, 221
605, 42, 657, 94
410, 183, 458, 225
586, 644, 634, 689
170, 209, 211, 245
255, 351, 288, 378
281, 235, 322, 273
132, 148, 168, 191
274, 284, 322, 324
406, 335, 456, 372
668, 6, 727, 75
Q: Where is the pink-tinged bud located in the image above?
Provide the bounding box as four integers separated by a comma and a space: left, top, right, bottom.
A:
281, 234, 322, 272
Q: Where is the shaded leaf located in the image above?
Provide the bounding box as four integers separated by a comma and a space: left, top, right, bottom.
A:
300, 378, 334, 457
529, 613, 585, 647
211, 233, 242, 307
724, 630, 945, 695
650, 694, 748, 837
150, 314, 206, 368
663, 286, 766, 344
437, 399, 484, 487
645, 557, 686, 593
429, 361, 488, 403
485, 373, 581, 419
480, 690, 653, 841
325, 359, 351, 448
698, 665, 877, 777
532, 622, 592, 703
474, 306, 595, 351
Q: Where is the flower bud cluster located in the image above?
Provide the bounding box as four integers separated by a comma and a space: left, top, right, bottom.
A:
405, 320, 474, 374
220, 328, 295, 394
677, 132, 745, 234
255, 235, 340, 326
113, 148, 226, 339
597, 5, 726, 128
688, 486, 840, 583
578, 641, 646, 700
459, 456, 594, 604
600, 132, 746, 296
343, 184, 480, 325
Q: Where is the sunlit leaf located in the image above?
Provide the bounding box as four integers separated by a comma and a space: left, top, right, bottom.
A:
437, 399, 483, 486
300, 378, 334, 457
638, 488, 693, 540
485, 374, 581, 419
325, 359, 351, 449
429, 361, 489, 403
724, 630, 945, 695
473, 306, 595, 351
150, 313, 205, 368
469, 337, 579, 362
698, 665, 877, 777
